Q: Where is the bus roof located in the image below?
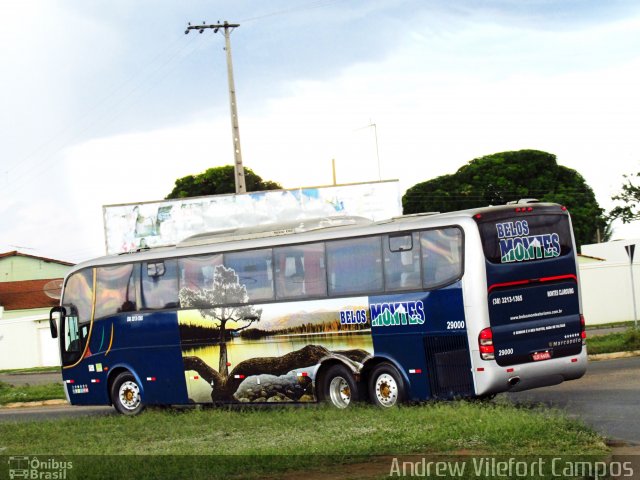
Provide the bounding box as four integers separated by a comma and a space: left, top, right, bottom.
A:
69, 202, 566, 273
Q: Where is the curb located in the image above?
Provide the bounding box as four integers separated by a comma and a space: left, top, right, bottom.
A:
588, 350, 640, 361
1, 399, 68, 409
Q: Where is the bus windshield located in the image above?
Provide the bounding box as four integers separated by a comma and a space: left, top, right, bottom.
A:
477, 211, 573, 264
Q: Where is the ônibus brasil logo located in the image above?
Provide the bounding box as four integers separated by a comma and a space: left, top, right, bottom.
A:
496, 220, 560, 264
370, 301, 425, 327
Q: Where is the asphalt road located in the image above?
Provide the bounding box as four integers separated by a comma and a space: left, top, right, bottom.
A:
506, 356, 640, 444
1, 357, 639, 446
0, 372, 61, 386
0, 404, 113, 422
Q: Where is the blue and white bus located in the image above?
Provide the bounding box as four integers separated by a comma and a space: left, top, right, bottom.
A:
50, 202, 586, 414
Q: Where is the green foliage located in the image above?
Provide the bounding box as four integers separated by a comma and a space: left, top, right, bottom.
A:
166, 165, 282, 199
587, 328, 640, 355
0, 381, 65, 405
402, 150, 609, 247
0, 403, 606, 456
609, 172, 640, 224
0, 401, 607, 478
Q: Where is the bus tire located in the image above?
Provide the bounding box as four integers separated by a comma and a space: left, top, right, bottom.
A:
368, 362, 406, 408
111, 372, 145, 416
320, 364, 359, 409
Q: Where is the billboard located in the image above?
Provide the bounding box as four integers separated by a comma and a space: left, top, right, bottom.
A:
103, 180, 401, 255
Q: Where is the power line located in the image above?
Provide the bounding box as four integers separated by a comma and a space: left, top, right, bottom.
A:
1, 34, 206, 199
4, 2, 348, 198
4, 34, 196, 181
240, 0, 346, 23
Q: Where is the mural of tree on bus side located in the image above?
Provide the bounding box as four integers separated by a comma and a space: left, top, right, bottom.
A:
178, 264, 370, 402
179, 265, 262, 377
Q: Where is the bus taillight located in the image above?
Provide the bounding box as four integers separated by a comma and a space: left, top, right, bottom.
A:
479, 327, 495, 360
580, 315, 587, 341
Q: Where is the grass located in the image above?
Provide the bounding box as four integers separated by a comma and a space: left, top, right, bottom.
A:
0, 330, 632, 477
0, 401, 608, 479
586, 327, 640, 355
0, 381, 65, 405
585, 320, 636, 330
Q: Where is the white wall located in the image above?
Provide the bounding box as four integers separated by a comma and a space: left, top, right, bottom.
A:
582, 240, 640, 263
0, 315, 60, 369
579, 239, 640, 325
579, 261, 640, 325
37, 320, 61, 366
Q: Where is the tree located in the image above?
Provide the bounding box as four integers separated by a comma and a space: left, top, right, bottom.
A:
166, 165, 282, 199
179, 265, 262, 377
609, 172, 640, 224
402, 150, 609, 247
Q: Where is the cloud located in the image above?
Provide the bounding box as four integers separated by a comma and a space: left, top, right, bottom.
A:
4, 1, 640, 262
47, 11, 640, 261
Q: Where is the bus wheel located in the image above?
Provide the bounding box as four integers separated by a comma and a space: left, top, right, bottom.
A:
369, 363, 406, 408
111, 372, 145, 415
321, 364, 359, 409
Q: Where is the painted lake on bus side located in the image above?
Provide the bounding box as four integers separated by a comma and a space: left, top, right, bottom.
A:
182, 332, 373, 402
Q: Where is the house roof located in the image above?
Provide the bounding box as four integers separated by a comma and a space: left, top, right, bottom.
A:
0, 250, 74, 266
0, 279, 61, 311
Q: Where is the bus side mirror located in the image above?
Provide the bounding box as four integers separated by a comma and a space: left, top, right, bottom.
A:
49, 306, 65, 339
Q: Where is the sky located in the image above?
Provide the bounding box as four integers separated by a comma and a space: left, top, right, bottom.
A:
2, 0, 640, 264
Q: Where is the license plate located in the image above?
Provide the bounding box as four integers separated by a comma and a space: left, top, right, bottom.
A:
532, 351, 552, 361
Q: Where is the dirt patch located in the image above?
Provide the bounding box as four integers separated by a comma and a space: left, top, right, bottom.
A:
1, 399, 67, 409
609, 442, 640, 480
273, 456, 395, 480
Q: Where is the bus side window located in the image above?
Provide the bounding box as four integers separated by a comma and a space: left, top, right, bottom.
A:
95, 264, 137, 319
64, 311, 80, 352
140, 260, 179, 310
420, 227, 463, 288
178, 254, 222, 308
178, 254, 223, 306
384, 233, 421, 291
60, 269, 94, 366
224, 249, 274, 302
327, 237, 383, 296
62, 269, 94, 324
274, 243, 327, 300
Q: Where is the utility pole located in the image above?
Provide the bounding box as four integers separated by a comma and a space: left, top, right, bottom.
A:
186, 21, 246, 193
625, 244, 638, 329
356, 121, 382, 181
369, 120, 381, 181
332, 158, 337, 185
